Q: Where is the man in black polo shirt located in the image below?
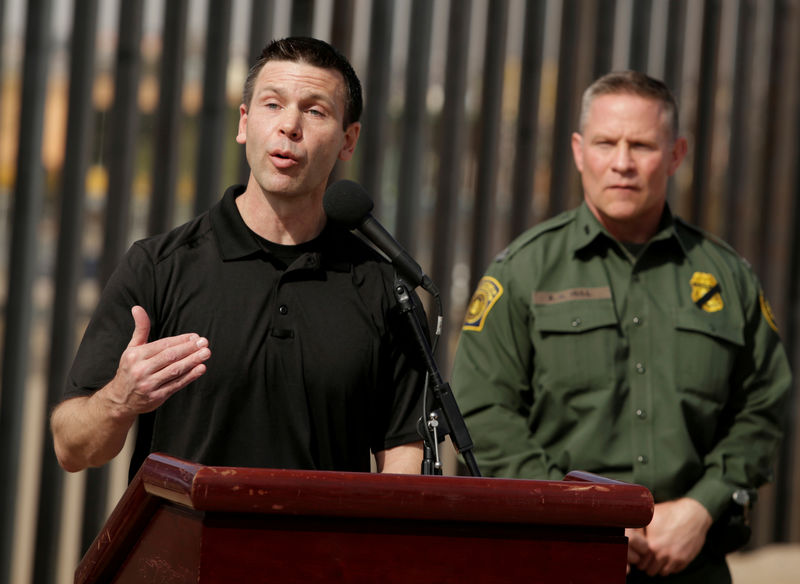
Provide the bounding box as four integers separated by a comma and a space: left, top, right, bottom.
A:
51, 37, 426, 478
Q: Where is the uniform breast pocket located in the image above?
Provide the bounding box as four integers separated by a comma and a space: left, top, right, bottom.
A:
673, 308, 744, 404
532, 301, 620, 394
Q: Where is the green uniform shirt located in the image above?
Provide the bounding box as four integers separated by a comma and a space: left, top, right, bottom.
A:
452, 202, 791, 522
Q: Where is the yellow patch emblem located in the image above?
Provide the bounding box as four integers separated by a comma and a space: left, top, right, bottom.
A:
759, 291, 779, 333
690, 272, 723, 312
463, 276, 504, 331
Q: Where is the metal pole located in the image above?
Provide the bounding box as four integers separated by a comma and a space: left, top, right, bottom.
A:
194, 0, 234, 214
0, 0, 53, 581
33, 3, 100, 580
395, 0, 434, 253
469, 0, 510, 292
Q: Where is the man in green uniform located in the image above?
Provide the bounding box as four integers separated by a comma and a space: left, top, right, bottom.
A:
451, 71, 791, 583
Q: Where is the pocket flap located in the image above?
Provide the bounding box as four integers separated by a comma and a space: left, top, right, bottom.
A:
535, 301, 619, 333
673, 307, 744, 346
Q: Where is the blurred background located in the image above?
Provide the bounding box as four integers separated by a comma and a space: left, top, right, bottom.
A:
0, 0, 798, 582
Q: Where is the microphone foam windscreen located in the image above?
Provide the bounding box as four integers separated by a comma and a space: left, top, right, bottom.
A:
323, 180, 374, 228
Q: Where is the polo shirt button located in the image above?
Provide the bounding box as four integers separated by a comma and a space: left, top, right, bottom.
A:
635, 408, 647, 419
635, 362, 645, 374
637, 455, 648, 464
278, 304, 288, 315
632, 316, 642, 326
571, 317, 582, 327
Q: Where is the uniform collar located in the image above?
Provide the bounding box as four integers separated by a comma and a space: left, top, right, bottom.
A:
209, 185, 350, 272
572, 201, 688, 258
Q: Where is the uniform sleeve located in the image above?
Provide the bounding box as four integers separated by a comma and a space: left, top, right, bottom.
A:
63, 243, 157, 399
451, 261, 565, 480
686, 271, 792, 520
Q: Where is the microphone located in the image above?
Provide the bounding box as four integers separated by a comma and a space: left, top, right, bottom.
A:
323, 180, 439, 296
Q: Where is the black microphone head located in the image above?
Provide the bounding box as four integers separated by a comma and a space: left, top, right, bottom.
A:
323, 180, 374, 229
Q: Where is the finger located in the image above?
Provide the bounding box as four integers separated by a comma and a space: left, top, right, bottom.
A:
636, 553, 655, 574
145, 363, 209, 408
118, 334, 209, 393
627, 549, 641, 565
145, 342, 211, 390
150, 336, 210, 377
660, 557, 689, 577
627, 530, 649, 555
131, 333, 209, 365
128, 306, 151, 348
646, 555, 668, 577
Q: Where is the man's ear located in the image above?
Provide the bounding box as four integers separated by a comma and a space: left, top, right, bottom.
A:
236, 104, 247, 145
668, 136, 688, 175
571, 132, 584, 173
338, 122, 361, 161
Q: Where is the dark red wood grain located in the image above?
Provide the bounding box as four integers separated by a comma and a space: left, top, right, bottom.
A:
75, 454, 654, 583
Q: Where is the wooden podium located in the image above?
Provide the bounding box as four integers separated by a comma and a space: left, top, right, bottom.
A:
75, 453, 653, 583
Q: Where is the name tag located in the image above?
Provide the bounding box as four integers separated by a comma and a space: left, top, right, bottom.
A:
533, 287, 612, 305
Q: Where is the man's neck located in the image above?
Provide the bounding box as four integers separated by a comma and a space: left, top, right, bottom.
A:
236, 178, 327, 245
605, 221, 656, 245
590, 205, 664, 245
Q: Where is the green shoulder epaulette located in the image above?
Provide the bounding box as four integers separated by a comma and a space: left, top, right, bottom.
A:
673, 216, 751, 268
494, 209, 577, 263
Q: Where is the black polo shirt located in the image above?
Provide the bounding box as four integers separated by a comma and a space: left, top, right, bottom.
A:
65, 185, 427, 477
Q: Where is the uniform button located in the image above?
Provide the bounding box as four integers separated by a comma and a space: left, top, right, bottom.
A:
635, 362, 646, 374
637, 455, 648, 464
635, 408, 647, 419
632, 316, 642, 326
278, 304, 288, 315
571, 317, 582, 327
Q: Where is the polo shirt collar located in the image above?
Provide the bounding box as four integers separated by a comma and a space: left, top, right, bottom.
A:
572, 200, 688, 258
210, 185, 261, 260
209, 185, 352, 272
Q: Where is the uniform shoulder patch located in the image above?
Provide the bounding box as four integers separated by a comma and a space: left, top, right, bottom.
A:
759, 291, 779, 333
463, 276, 504, 332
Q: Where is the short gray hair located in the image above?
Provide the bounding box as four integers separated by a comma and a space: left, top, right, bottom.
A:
579, 70, 679, 138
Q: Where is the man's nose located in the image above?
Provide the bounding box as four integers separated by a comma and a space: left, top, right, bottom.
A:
279, 109, 302, 140
611, 144, 634, 172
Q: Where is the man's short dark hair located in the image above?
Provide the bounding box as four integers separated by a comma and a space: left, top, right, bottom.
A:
242, 37, 363, 129
579, 70, 680, 139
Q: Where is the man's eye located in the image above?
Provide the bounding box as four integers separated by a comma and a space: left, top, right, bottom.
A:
266, 103, 280, 110
307, 108, 324, 117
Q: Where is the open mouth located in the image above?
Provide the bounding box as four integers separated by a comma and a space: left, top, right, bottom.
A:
270, 150, 299, 168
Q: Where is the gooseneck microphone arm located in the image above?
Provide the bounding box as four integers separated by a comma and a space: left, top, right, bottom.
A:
393, 278, 481, 477
323, 179, 439, 296
324, 179, 480, 477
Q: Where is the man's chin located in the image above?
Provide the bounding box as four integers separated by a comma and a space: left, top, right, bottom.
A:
256, 174, 302, 196
596, 203, 641, 223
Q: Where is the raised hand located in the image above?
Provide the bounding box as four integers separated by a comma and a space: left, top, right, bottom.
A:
51, 306, 211, 472
103, 306, 211, 419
